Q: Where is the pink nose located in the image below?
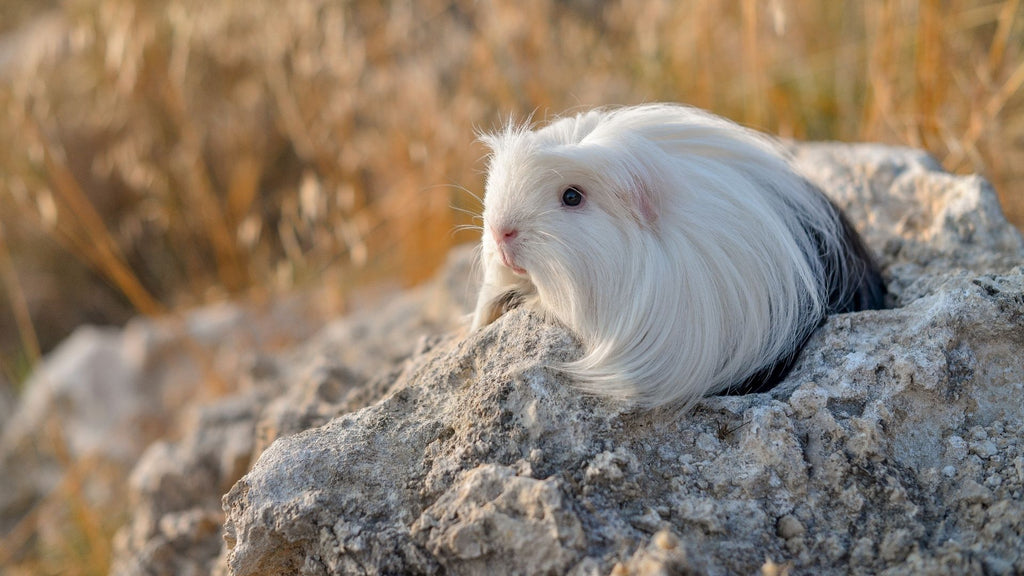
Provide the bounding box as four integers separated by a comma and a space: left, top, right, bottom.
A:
494, 227, 518, 244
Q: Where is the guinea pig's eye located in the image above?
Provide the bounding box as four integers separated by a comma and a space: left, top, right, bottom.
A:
561, 186, 584, 207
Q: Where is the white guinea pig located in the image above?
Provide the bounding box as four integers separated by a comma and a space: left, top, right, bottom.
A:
471, 103, 885, 409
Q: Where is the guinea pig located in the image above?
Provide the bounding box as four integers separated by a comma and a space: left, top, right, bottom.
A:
470, 103, 885, 409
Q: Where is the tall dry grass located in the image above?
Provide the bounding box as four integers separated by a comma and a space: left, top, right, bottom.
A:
0, 0, 1022, 359
0, 0, 1022, 573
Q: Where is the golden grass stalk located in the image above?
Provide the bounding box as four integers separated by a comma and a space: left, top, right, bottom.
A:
22, 114, 164, 315
0, 223, 40, 365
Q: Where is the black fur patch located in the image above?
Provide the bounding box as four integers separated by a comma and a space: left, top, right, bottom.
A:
722, 194, 886, 396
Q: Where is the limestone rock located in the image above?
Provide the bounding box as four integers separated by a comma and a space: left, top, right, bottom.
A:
0, 295, 326, 560
115, 143, 1024, 575
109, 251, 474, 576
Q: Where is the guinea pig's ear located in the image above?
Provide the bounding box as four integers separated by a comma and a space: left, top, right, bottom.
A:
625, 173, 659, 226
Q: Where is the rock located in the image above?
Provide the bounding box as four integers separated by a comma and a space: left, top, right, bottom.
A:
415, 463, 586, 574
0, 294, 327, 560
110, 396, 262, 576
114, 143, 1024, 574
109, 250, 474, 576
776, 514, 805, 539
0, 325, 144, 542
791, 143, 1024, 299
4, 326, 144, 462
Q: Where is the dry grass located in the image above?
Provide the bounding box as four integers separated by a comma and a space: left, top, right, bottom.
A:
0, 0, 1022, 344
0, 0, 1022, 573
0, 426, 120, 576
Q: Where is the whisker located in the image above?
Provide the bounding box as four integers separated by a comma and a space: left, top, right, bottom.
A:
453, 185, 485, 207
423, 182, 486, 209
452, 224, 484, 235
450, 204, 483, 221
535, 230, 571, 250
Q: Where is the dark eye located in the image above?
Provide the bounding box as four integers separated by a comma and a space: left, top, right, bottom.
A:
561, 186, 584, 207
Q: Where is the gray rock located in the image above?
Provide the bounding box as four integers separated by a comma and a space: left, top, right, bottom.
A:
0, 294, 327, 560
126, 143, 1024, 575
791, 143, 1024, 301
110, 251, 474, 576
3, 325, 145, 463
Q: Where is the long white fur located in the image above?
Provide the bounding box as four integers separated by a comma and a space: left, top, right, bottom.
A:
471, 104, 850, 409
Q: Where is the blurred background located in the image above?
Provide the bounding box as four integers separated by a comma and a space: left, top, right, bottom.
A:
2, 0, 1023, 386
0, 0, 1021, 572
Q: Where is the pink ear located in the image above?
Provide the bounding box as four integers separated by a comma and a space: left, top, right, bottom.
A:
629, 176, 658, 224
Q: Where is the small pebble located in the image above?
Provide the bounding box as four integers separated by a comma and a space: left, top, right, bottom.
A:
970, 440, 998, 458
777, 514, 806, 539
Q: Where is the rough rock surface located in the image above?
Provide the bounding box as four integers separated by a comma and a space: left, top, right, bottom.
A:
109, 257, 474, 576
117, 143, 1023, 574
